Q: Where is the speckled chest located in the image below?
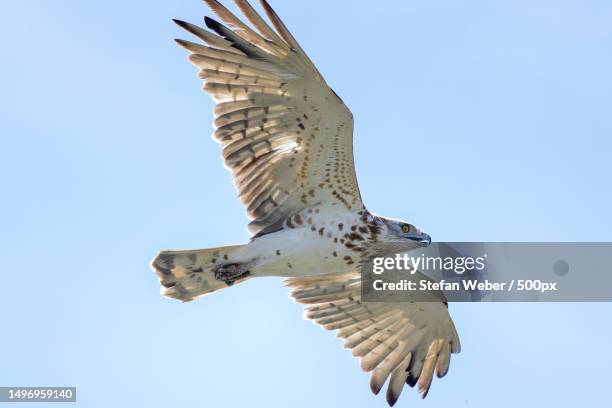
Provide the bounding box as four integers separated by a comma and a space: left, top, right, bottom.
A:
251, 206, 383, 276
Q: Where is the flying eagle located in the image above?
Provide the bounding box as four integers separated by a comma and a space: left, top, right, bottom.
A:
151, 1, 460, 404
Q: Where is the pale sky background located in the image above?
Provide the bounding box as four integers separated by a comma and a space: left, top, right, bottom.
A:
1, 0, 612, 407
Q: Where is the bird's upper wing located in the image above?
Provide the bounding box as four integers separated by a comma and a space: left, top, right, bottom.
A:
175, 0, 363, 237
286, 272, 461, 406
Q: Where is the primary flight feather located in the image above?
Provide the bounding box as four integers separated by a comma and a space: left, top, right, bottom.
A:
151, 1, 460, 405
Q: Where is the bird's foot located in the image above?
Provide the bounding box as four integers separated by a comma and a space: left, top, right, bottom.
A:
214, 263, 250, 286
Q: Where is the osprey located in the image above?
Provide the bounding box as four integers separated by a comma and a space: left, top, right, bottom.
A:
151, 1, 460, 404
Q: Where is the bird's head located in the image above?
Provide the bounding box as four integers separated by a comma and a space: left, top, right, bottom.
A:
378, 217, 431, 253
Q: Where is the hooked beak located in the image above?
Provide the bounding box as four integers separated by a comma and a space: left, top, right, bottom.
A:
408, 231, 431, 247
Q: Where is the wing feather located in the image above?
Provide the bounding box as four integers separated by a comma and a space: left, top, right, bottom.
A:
370, 340, 409, 395
286, 272, 461, 405
172, 19, 244, 55
203, 0, 286, 56
235, 0, 287, 46
257, 0, 322, 77
386, 352, 412, 406
175, 1, 362, 236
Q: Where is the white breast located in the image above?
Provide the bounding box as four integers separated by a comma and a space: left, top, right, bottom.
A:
245, 213, 363, 278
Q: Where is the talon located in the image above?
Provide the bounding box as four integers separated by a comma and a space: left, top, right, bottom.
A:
214, 263, 250, 284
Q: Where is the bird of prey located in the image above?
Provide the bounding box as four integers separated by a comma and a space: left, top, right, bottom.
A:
151, 1, 460, 405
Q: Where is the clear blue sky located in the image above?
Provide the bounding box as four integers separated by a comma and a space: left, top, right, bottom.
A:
1, 0, 611, 407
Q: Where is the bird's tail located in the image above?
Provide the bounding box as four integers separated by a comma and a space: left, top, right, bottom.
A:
151, 244, 251, 302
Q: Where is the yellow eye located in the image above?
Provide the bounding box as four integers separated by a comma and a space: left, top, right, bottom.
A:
401, 224, 410, 233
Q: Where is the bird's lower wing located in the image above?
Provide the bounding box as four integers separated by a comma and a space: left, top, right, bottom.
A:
286, 272, 461, 406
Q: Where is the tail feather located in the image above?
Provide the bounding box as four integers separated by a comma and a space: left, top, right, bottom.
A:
151, 244, 250, 302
